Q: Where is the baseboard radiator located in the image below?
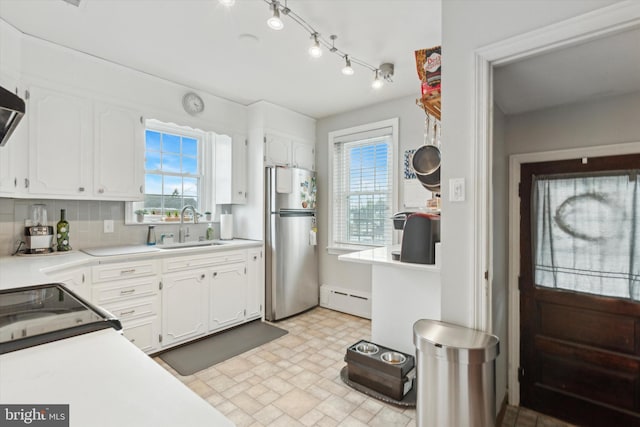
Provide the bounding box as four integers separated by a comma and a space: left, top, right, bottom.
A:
319, 285, 371, 319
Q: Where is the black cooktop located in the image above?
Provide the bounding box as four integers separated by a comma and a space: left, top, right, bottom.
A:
0, 283, 121, 354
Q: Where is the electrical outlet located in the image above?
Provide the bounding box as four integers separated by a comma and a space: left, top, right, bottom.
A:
450, 178, 465, 202
103, 219, 114, 233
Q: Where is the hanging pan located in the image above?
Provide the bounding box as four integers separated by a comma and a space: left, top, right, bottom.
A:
411, 115, 441, 193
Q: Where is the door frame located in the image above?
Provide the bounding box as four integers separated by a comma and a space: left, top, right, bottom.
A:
472, 0, 640, 404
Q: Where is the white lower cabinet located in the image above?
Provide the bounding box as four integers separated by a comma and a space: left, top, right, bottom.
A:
121, 316, 161, 354
158, 246, 264, 350
47, 266, 91, 301
246, 248, 264, 320
209, 262, 247, 332
91, 260, 161, 353
161, 269, 209, 347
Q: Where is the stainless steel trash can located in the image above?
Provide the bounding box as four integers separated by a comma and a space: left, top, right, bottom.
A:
413, 319, 500, 427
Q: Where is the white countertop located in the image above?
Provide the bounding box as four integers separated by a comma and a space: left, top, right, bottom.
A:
0, 239, 262, 290
338, 243, 440, 272
0, 329, 234, 427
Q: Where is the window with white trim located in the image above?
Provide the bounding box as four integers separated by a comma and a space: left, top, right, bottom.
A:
129, 120, 211, 223
328, 118, 398, 251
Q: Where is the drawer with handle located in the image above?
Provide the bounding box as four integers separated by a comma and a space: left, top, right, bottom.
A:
92, 260, 159, 283
92, 276, 158, 305
99, 295, 160, 322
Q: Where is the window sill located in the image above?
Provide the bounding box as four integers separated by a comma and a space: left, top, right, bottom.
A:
327, 244, 383, 256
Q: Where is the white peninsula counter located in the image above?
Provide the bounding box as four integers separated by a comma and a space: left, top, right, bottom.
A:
339, 244, 441, 354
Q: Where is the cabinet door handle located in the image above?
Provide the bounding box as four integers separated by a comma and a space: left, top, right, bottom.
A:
213, 272, 218, 277
120, 289, 136, 295
13, 177, 17, 187
253, 255, 258, 260
120, 269, 136, 275
98, 188, 105, 194
78, 186, 85, 192
24, 178, 29, 188
200, 274, 205, 279
119, 309, 135, 317
139, 185, 144, 194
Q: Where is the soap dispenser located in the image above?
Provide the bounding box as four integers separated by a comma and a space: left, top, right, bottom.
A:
206, 223, 214, 240
146, 225, 156, 246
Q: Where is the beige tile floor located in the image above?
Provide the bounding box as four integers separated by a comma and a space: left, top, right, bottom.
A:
155, 307, 573, 427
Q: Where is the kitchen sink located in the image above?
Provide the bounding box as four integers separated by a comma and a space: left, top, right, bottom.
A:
156, 241, 226, 250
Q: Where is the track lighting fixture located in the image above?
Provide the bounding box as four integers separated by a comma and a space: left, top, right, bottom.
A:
267, 1, 284, 30
342, 56, 354, 76
226, 1, 394, 88
308, 33, 322, 58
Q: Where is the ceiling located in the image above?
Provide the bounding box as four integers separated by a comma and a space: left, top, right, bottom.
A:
0, 0, 441, 119
494, 27, 640, 115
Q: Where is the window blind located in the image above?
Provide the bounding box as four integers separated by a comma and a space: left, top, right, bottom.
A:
332, 126, 394, 247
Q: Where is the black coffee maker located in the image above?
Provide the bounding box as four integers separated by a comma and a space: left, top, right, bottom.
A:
392, 212, 440, 264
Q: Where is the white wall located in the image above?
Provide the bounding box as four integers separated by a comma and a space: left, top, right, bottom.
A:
316, 95, 428, 296
440, 0, 618, 325
506, 90, 640, 155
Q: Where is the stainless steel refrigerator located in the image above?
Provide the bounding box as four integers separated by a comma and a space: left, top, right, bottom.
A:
265, 166, 318, 321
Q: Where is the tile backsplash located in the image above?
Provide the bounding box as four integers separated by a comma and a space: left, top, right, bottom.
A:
0, 198, 218, 256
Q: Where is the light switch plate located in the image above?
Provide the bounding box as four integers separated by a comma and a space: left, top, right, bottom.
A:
449, 178, 465, 202
103, 219, 114, 233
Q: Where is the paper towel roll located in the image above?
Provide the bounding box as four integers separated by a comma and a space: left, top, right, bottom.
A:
220, 214, 233, 240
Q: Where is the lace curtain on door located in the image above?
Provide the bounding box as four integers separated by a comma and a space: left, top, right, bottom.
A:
533, 171, 639, 300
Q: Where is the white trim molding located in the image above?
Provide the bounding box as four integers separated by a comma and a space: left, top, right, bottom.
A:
326, 117, 399, 254
472, 0, 640, 406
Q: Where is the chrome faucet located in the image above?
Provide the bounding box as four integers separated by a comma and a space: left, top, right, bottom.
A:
178, 205, 198, 243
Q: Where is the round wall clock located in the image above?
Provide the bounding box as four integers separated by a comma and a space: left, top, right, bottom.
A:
182, 92, 205, 115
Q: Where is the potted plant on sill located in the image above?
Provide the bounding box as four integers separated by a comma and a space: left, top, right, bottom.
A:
134, 209, 147, 223
204, 211, 212, 221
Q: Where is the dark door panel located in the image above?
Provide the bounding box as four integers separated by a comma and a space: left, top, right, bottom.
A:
520, 153, 640, 425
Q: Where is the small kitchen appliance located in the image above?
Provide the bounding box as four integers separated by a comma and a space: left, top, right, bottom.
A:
400, 213, 440, 264
24, 204, 54, 254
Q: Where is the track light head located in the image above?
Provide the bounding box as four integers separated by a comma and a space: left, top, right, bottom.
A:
372, 70, 383, 89
309, 33, 322, 58
342, 55, 354, 76
267, 2, 284, 30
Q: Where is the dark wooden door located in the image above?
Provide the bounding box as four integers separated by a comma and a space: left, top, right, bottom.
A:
520, 153, 640, 426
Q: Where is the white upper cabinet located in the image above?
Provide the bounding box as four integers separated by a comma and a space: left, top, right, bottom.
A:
264, 133, 291, 166
264, 133, 315, 171
24, 83, 144, 200
93, 102, 144, 200
292, 140, 315, 171
28, 85, 92, 197
215, 134, 247, 204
